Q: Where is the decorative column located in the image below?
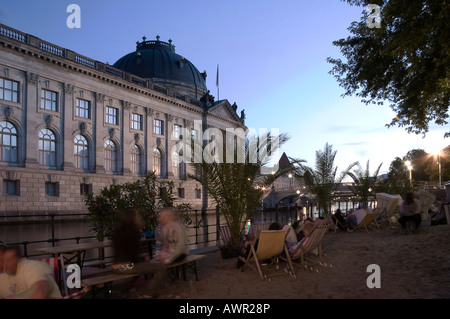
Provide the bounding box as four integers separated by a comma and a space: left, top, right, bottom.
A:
121, 100, 132, 175
62, 83, 75, 171
144, 107, 154, 173
24, 72, 40, 167
166, 113, 174, 178
94, 93, 105, 174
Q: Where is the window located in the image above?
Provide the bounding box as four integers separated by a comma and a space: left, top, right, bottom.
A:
0, 78, 19, 102
3, 180, 19, 196
178, 188, 185, 199
76, 99, 90, 119
173, 124, 182, 139
0, 121, 18, 163
74, 135, 89, 170
172, 150, 185, 180
104, 139, 117, 173
45, 182, 59, 197
40, 89, 57, 112
80, 183, 93, 196
131, 144, 142, 175
195, 188, 202, 199
38, 129, 56, 167
153, 148, 162, 177
154, 119, 164, 135
106, 106, 118, 125
132, 113, 143, 131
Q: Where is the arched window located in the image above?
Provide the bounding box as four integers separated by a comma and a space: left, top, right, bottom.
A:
131, 144, 142, 175
0, 121, 18, 163
153, 148, 162, 177
104, 139, 117, 173
38, 128, 56, 167
74, 135, 88, 170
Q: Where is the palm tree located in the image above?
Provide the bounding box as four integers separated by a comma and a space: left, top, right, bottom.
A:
188, 131, 289, 250
345, 160, 383, 208
292, 143, 356, 216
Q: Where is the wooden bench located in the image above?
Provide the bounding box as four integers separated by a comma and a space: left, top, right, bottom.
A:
81, 254, 206, 298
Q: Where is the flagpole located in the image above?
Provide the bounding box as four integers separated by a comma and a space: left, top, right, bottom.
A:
216, 64, 219, 101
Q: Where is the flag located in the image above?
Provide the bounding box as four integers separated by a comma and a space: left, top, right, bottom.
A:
216, 64, 219, 88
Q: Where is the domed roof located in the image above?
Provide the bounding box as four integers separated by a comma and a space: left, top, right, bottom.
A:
113, 36, 208, 101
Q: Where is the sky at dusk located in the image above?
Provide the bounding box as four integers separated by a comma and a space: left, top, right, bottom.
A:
1, 0, 448, 176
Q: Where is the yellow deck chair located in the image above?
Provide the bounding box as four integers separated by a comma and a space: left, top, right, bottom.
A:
289, 226, 329, 271
356, 211, 380, 232
238, 229, 295, 281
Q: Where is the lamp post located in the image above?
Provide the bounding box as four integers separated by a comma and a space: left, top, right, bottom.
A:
288, 173, 293, 188
434, 150, 442, 189
405, 160, 413, 185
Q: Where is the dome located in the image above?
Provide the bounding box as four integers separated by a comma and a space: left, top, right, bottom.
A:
113, 37, 208, 101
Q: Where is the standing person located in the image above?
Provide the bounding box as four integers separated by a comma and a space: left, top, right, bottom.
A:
156, 207, 188, 264
111, 209, 168, 298
0, 246, 62, 299
398, 192, 422, 230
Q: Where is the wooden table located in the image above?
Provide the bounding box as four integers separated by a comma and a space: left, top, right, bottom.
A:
34, 241, 113, 269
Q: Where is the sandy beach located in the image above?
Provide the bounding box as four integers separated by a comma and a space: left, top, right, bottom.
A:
147, 223, 450, 299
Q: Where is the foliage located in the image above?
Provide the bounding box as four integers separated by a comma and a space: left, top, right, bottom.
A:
85, 171, 191, 241
189, 131, 289, 248
292, 143, 356, 215
328, 0, 450, 138
345, 160, 383, 207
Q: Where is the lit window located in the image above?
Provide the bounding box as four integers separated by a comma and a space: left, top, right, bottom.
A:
153, 148, 162, 177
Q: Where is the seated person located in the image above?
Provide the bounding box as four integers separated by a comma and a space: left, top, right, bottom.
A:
314, 217, 327, 227
430, 201, 447, 226
346, 208, 370, 231
156, 207, 189, 264
288, 222, 316, 255
332, 209, 347, 231
398, 192, 422, 230
282, 223, 299, 249
0, 246, 62, 299
237, 222, 282, 268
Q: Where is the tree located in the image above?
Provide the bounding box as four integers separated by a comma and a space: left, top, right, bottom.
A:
293, 143, 355, 215
189, 131, 289, 252
327, 0, 450, 138
345, 160, 383, 207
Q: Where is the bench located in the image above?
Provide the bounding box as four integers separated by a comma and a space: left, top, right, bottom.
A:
81, 254, 206, 298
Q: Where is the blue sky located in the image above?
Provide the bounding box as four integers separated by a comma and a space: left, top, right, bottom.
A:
1, 0, 448, 175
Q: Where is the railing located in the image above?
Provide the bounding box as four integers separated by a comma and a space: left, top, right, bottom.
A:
0, 207, 306, 260
0, 23, 203, 108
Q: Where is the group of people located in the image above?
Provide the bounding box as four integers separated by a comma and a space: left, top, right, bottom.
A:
236, 217, 319, 268
0, 206, 188, 299
110, 206, 188, 298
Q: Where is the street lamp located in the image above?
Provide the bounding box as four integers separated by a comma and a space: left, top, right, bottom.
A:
433, 150, 442, 189
405, 160, 413, 182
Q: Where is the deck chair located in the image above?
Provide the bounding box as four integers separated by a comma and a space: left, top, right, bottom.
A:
356, 211, 380, 232
40, 256, 90, 299
217, 225, 232, 247
288, 226, 329, 271
238, 229, 295, 281
324, 214, 345, 233
376, 193, 402, 226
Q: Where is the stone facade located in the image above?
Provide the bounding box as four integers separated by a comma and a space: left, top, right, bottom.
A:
0, 24, 246, 215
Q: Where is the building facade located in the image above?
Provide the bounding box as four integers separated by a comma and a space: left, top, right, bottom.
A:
0, 24, 246, 214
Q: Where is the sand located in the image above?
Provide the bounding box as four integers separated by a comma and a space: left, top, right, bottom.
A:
157, 223, 450, 299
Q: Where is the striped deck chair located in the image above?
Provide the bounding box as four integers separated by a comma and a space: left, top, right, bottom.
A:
217, 225, 232, 247
288, 226, 329, 271
40, 256, 90, 299
238, 229, 295, 281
